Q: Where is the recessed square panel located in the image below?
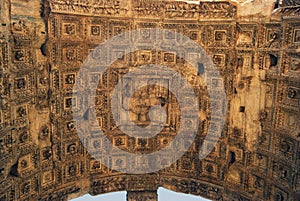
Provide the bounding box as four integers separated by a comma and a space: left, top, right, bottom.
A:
239, 31, 253, 43
14, 77, 26, 90
64, 73, 76, 85
91, 25, 101, 36
13, 49, 29, 62
293, 29, 300, 43
89, 160, 102, 172
214, 30, 227, 42
138, 50, 152, 63
140, 28, 151, 39
64, 97, 77, 109
136, 138, 149, 148
66, 163, 79, 177
267, 30, 279, 41
164, 29, 175, 39
212, 54, 225, 66
42, 170, 53, 186
63, 23, 76, 35
114, 50, 125, 61
113, 136, 127, 147
163, 52, 176, 63
112, 156, 126, 169
15, 105, 27, 118
188, 31, 198, 41
113, 26, 126, 36
63, 48, 77, 61
290, 57, 300, 71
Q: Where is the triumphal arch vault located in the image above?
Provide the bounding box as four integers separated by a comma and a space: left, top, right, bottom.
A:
0, 0, 299, 200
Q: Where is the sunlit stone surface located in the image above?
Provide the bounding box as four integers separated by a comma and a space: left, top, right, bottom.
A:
0, 0, 299, 200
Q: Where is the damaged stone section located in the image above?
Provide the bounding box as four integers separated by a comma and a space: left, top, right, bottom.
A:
177, 0, 278, 20
0, 0, 52, 199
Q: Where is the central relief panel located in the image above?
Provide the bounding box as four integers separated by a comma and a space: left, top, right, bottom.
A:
93, 50, 208, 158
